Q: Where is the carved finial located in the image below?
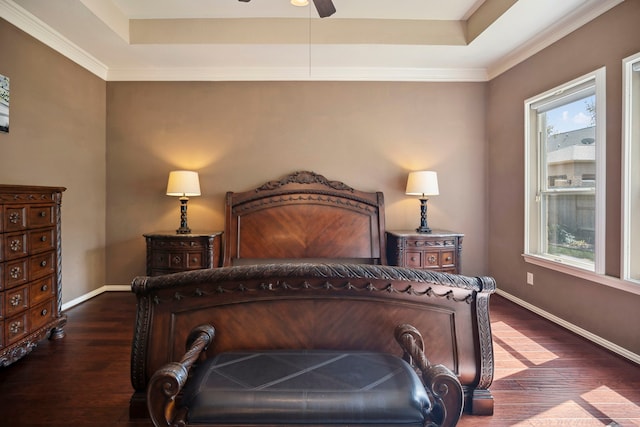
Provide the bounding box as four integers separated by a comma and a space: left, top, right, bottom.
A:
256, 171, 354, 192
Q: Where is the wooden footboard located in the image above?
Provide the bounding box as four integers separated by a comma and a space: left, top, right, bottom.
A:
130, 263, 496, 418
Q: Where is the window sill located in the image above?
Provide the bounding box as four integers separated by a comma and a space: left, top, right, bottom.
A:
522, 254, 640, 296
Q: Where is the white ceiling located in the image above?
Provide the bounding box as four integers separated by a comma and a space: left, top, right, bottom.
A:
0, 0, 623, 81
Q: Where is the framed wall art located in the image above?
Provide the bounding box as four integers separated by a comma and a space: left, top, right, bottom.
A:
0, 74, 9, 133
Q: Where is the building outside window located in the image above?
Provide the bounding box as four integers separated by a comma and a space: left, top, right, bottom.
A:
623, 53, 640, 284
524, 68, 606, 274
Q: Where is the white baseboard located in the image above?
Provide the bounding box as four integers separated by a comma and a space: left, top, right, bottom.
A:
61, 284, 130, 311
496, 289, 640, 365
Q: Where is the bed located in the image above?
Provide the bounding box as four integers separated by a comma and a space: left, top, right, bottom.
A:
129, 171, 496, 424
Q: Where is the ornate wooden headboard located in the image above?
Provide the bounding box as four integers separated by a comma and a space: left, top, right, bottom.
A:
223, 171, 387, 266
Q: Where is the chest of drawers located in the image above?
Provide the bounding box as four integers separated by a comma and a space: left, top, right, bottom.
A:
144, 232, 223, 276
0, 185, 66, 366
386, 230, 463, 274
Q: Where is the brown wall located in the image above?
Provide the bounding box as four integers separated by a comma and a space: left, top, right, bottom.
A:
105, 81, 488, 283
0, 19, 106, 304
487, 1, 640, 354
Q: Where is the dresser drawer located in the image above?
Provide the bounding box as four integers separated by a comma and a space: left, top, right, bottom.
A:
3, 231, 28, 260
29, 228, 55, 254
5, 312, 29, 345
151, 250, 205, 270
4, 258, 28, 289
4, 284, 29, 318
29, 251, 55, 281
3, 206, 27, 231
404, 251, 423, 268
28, 205, 54, 229
30, 276, 54, 306
149, 238, 207, 250
30, 299, 54, 331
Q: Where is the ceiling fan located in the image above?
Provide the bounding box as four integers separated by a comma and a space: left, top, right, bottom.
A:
238, 0, 336, 18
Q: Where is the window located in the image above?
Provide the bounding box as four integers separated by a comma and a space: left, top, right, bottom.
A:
524, 68, 606, 273
623, 53, 640, 284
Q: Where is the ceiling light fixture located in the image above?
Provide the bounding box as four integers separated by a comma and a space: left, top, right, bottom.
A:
291, 0, 309, 6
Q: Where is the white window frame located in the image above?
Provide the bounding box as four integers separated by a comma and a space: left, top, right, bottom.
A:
623, 52, 640, 285
524, 68, 607, 276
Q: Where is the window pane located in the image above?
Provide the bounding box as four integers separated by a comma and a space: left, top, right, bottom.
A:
545, 193, 595, 263
624, 56, 640, 282
540, 95, 596, 191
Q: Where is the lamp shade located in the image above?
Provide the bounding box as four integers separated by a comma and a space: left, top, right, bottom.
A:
406, 171, 439, 196
166, 171, 201, 196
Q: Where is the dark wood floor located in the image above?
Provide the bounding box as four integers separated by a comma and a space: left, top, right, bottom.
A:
0, 292, 638, 426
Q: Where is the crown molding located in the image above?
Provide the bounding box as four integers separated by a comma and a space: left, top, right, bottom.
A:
0, 0, 109, 79
487, 0, 624, 79
106, 66, 489, 82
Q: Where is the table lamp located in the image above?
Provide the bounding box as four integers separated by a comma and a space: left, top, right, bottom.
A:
406, 171, 439, 233
166, 170, 201, 234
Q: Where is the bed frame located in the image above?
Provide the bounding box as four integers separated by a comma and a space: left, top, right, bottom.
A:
129, 171, 496, 421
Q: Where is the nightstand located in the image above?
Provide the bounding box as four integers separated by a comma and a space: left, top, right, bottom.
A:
386, 230, 463, 274
144, 231, 223, 276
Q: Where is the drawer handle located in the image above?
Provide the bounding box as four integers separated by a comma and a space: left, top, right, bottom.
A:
446, 256, 452, 262
41, 284, 49, 291
410, 256, 416, 261
41, 308, 48, 316
428, 255, 437, 263
40, 260, 47, 267
10, 294, 22, 307
41, 235, 47, 242
40, 211, 47, 217
10, 239, 22, 252
172, 256, 182, 264
191, 257, 199, 263
10, 266, 22, 279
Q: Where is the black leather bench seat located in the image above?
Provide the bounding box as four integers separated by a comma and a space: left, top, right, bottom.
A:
182, 350, 431, 425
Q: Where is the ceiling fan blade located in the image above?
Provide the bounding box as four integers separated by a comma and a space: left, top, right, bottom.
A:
237, 0, 335, 18
312, 0, 336, 18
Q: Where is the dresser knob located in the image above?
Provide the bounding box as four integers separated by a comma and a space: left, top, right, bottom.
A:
428, 255, 437, 263
446, 256, 452, 261
42, 284, 49, 291
41, 235, 47, 242
410, 256, 416, 261
41, 308, 48, 316
40, 211, 47, 217
41, 260, 47, 267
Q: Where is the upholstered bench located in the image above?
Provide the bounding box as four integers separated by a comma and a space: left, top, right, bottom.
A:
146, 324, 464, 427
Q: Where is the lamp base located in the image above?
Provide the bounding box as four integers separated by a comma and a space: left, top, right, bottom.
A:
415, 197, 433, 234
176, 196, 192, 234
415, 225, 432, 233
